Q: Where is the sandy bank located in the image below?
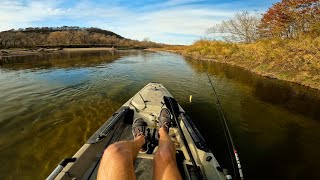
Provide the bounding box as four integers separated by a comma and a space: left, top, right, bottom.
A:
63, 47, 115, 52
0, 48, 62, 57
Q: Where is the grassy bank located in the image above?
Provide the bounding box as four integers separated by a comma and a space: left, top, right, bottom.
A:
156, 37, 320, 90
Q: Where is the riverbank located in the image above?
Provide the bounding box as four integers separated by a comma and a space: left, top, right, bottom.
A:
150, 37, 320, 91
0, 48, 62, 57
0, 47, 118, 59
63, 47, 114, 52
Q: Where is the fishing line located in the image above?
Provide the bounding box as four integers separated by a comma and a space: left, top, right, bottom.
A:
205, 71, 244, 180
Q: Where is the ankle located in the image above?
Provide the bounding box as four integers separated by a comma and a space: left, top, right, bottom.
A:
159, 127, 168, 135
135, 134, 145, 142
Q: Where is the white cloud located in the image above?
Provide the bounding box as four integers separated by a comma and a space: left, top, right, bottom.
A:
0, 0, 256, 44
84, 5, 235, 44
0, 0, 66, 30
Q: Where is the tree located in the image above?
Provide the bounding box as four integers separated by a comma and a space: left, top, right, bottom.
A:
259, 0, 320, 38
143, 37, 150, 42
47, 31, 85, 45
47, 31, 69, 45
0, 26, 163, 48
207, 11, 260, 43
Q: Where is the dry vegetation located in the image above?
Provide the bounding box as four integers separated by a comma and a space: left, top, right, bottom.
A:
161, 0, 320, 90
149, 45, 187, 53
184, 37, 320, 90
0, 26, 162, 49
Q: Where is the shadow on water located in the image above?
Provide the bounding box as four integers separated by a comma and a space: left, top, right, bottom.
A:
182, 101, 234, 168
184, 58, 320, 180
185, 58, 320, 121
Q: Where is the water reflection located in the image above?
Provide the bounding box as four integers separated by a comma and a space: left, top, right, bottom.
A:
185, 58, 320, 121
0, 50, 121, 69
185, 58, 320, 179
0, 51, 319, 180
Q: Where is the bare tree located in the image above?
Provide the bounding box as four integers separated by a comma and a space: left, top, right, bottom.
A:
143, 37, 150, 42
207, 11, 260, 43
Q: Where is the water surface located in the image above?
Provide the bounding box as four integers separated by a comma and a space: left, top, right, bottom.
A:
0, 50, 319, 180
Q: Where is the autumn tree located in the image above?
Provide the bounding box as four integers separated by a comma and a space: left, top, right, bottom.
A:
0, 26, 163, 48
207, 11, 260, 43
259, 0, 320, 38
47, 31, 67, 45
76, 31, 89, 44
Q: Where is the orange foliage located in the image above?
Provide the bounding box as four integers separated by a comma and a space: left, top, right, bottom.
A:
259, 0, 320, 38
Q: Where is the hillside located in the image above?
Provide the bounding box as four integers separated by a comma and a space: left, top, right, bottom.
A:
0, 26, 161, 49
155, 0, 320, 90
176, 37, 320, 90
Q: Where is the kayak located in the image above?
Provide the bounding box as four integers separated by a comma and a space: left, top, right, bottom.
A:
47, 83, 229, 180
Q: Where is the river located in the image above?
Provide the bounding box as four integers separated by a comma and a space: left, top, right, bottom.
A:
0, 50, 319, 180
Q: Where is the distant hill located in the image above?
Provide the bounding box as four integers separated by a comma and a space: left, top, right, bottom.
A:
6, 26, 124, 39
0, 26, 161, 49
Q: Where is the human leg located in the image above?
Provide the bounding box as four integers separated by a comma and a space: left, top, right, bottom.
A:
153, 108, 182, 180
97, 135, 145, 180
98, 118, 147, 180
153, 128, 182, 180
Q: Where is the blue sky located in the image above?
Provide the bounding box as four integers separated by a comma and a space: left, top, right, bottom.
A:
0, 0, 279, 44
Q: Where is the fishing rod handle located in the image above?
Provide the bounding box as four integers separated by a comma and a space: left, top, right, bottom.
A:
234, 150, 244, 179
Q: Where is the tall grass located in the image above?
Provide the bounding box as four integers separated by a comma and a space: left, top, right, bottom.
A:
182, 36, 320, 90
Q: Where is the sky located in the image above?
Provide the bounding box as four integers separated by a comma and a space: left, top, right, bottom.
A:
0, 0, 279, 45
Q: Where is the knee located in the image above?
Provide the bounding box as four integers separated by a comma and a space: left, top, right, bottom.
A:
104, 142, 131, 158
155, 145, 176, 163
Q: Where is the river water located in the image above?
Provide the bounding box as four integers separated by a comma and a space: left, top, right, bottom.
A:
0, 50, 319, 180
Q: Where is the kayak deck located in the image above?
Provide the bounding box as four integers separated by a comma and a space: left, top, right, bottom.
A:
51, 83, 226, 180
87, 123, 188, 179
87, 124, 155, 180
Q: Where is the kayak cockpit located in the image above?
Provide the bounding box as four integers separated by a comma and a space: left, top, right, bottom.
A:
48, 83, 227, 180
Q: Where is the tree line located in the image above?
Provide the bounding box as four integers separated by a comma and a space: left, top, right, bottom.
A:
208, 0, 320, 43
0, 26, 162, 49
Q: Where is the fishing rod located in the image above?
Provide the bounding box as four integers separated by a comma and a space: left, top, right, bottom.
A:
164, 96, 203, 179
205, 72, 244, 180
